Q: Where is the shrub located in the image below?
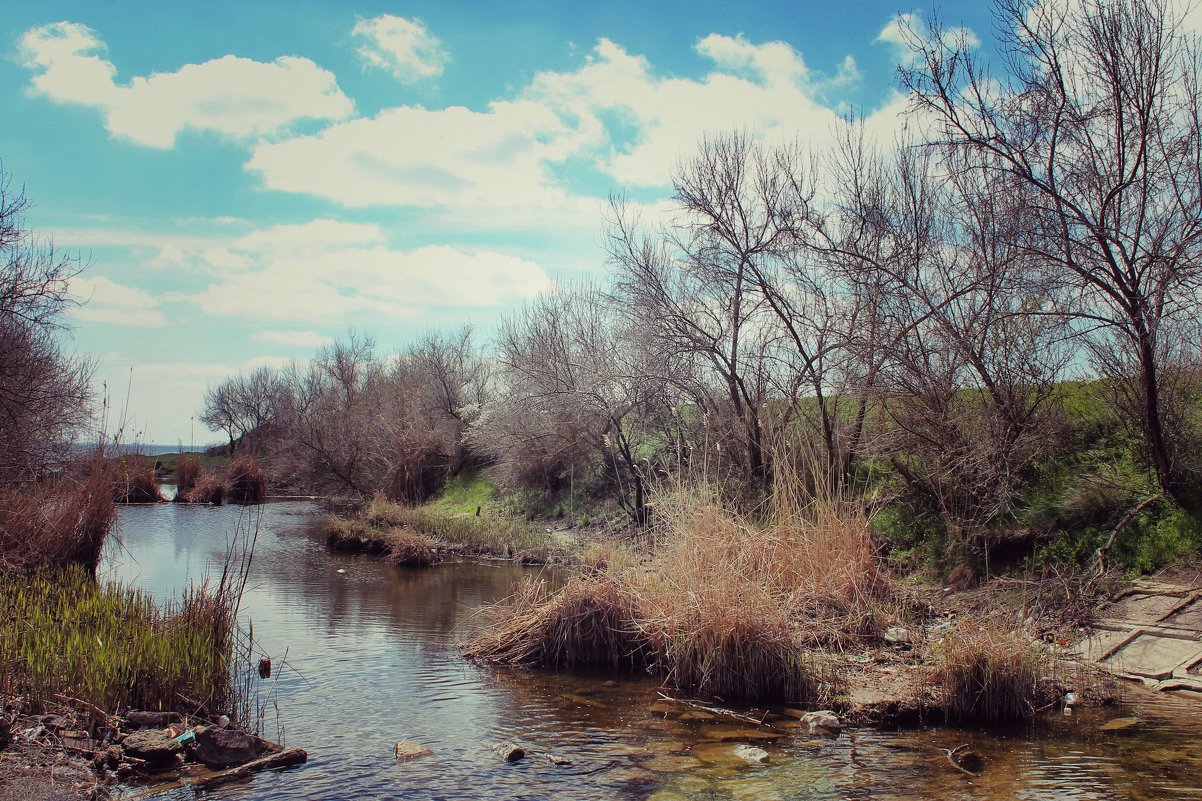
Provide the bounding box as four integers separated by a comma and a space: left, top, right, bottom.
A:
183, 473, 227, 505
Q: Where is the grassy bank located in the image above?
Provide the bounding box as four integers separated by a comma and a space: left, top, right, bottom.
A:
325, 477, 556, 563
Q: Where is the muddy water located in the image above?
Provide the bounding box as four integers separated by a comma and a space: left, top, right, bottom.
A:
102, 500, 1202, 800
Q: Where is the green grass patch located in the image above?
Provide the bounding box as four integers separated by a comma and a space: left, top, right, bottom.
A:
0, 564, 237, 714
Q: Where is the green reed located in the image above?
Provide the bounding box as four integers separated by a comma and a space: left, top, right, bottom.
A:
0, 564, 236, 714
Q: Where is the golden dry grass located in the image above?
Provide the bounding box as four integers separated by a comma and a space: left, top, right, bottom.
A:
928, 618, 1057, 723
0, 459, 117, 575
467, 474, 891, 703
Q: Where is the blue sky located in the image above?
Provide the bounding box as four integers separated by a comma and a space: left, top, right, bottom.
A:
0, 0, 994, 445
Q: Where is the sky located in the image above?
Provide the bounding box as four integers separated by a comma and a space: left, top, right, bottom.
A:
0, 0, 996, 446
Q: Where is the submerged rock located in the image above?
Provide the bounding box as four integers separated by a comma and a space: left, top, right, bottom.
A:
1098, 716, 1141, 732
732, 744, 770, 763
492, 742, 526, 762
394, 739, 434, 761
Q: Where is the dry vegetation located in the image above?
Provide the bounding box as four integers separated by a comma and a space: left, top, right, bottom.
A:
928, 618, 1059, 724
0, 460, 116, 575
467, 479, 889, 704
176, 456, 267, 505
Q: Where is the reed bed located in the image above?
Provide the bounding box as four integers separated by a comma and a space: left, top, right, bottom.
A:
182, 473, 227, 505
928, 618, 1056, 723
114, 460, 163, 504
467, 480, 886, 703
226, 456, 267, 504
0, 564, 236, 714
0, 460, 116, 575
175, 454, 201, 498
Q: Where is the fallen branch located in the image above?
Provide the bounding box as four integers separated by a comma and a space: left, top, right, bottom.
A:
191, 748, 308, 789
1094, 495, 1161, 579
656, 692, 776, 728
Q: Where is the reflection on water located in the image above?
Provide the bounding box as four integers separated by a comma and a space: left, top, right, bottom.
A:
102, 501, 1202, 800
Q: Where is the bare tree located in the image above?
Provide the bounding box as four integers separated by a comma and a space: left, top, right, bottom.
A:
0, 167, 92, 480
901, 0, 1202, 505
832, 133, 1068, 557
470, 285, 671, 523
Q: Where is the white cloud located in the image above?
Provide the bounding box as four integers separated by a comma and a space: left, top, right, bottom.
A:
246, 33, 892, 226
253, 330, 333, 348
353, 15, 448, 83
877, 13, 980, 67
69, 275, 167, 327
152, 220, 553, 322
18, 21, 353, 148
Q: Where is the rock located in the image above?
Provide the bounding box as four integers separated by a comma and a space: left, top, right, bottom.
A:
121, 729, 183, 765
1098, 716, 1141, 732
800, 711, 841, 735
732, 744, 770, 763
952, 748, 985, 773
125, 710, 180, 728
394, 739, 434, 762
701, 726, 781, 742
192, 727, 265, 769
544, 752, 573, 766
492, 742, 525, 762
884, 626, 911, 644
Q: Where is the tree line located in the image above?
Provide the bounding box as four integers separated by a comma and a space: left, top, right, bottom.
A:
202, 0, 1202, 563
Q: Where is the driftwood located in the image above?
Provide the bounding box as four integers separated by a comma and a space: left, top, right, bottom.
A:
655, 692, 776, 728
1094, 494, 1161, 578
192, 747, 308, 789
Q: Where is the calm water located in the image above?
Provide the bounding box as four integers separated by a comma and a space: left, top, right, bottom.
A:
101, 500, 1202, 800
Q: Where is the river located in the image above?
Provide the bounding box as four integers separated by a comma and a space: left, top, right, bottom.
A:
101, 499, 1202, 800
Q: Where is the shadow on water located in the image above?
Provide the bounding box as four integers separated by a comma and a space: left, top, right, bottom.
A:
102, 500, 1202, 800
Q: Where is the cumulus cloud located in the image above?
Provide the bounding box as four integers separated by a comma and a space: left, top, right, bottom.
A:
18, 21, 353, 148
70, 275, 167, 327
246, 32, 902, 225
155, 220, 553, 322
353, 14, 448, 83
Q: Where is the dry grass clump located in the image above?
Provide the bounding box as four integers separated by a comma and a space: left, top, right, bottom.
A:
182, 473, 226, 505
388, 527, 438, 567
175, 454, 201, 498
929, 618, 1057, 723
365, 492, 408, 527
114, 460, 163, 504
465, 574, 649, 668
0, 460, 117, 575
468, 481, 886, 703
324, 516, 386, 553
226, 455, 267, 504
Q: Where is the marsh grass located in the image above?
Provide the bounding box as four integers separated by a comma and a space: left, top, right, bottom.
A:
114, 459, 163, 504
226, 456, 267, 504
467, 472, 887, 703
175, 454, 201, 498
0, 564, 236, 714
0, 459, 116, 575
361, 492, 551, 557
929, 619, 1057, 723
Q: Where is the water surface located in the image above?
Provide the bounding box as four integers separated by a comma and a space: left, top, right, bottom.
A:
103, 500, 1202, 800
